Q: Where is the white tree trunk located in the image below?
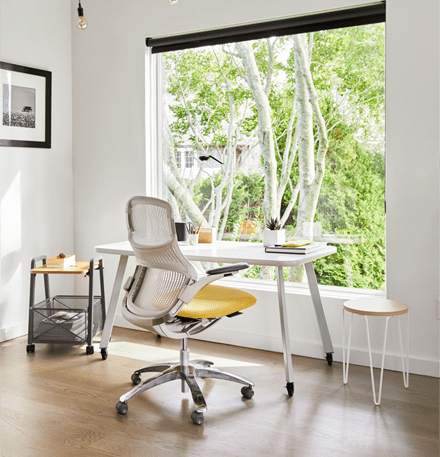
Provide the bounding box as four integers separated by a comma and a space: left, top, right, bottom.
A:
236, 42, 278, 221
163, 163, 206, 224
293, 34, 328, 239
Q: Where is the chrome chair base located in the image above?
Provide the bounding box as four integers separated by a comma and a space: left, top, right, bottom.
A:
116, 342, 254, 424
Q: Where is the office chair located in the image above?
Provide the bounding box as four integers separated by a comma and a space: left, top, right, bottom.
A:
116, 196, 257, 425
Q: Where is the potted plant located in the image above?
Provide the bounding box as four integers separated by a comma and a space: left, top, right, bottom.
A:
263, 217, 285, 247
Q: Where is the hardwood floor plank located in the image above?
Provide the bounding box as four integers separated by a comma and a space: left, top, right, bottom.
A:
1, 328, 438, 457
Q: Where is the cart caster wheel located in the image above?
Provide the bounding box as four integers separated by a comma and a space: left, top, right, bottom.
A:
116, 401, 128, 415
325, 352, 333, 366
131, 372, 142, 385
191, 411, 204, 425
86, 345, 94, 355
101, 348, 108, 360
241, 386, 254, 399
286, 382, 294, 397
26, 344, 35, 353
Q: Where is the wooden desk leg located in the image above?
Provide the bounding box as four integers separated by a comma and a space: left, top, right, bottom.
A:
99, 255, 129, 360
276, 266, 295, 397
304, 262, 334, 364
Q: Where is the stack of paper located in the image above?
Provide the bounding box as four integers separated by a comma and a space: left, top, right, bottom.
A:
265, 241, 327, 254
36, 311, 86, 341
46, 255, 76, 269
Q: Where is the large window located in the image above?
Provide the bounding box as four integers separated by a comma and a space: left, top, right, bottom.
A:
159, 22, 385, 290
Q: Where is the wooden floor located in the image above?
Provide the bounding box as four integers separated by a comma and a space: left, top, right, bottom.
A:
1, 327, 438, 457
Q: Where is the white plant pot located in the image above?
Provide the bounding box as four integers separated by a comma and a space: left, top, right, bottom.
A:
263, 228, 285, 247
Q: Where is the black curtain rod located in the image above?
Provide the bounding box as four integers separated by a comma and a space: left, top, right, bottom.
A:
146, 3, 385, 54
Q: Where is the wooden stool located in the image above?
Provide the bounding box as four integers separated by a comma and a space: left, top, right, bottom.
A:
342, 298, 409, 405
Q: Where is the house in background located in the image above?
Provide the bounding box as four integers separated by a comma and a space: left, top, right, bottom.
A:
0, 0, 438, 388
174, 143, 261, 178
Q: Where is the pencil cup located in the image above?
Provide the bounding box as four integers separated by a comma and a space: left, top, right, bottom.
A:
189, 234, 199, 246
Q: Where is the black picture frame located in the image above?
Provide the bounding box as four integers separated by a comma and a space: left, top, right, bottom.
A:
0, 62, 52, 148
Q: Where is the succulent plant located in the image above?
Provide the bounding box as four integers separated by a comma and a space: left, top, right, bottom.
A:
265, 217, 283, 231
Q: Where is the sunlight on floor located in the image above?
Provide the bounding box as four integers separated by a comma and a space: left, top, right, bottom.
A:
104, 341, 262, 368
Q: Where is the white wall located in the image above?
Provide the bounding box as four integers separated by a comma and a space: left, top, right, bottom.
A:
71, 0, 439, 377
0, 0, 74, 341
385, 0, 440, 375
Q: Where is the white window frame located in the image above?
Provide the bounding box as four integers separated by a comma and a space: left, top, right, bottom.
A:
145, 49, 162, 199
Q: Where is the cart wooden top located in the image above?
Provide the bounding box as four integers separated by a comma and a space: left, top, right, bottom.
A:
31, 257, 99, 275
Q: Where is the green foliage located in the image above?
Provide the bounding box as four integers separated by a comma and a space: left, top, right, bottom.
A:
195, 172, 264, 231
313, 138, 385, 290
163, 24, 385, 290
163, 47, 251, 146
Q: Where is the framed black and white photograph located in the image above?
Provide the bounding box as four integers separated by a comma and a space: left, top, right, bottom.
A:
0, 62, 52, 148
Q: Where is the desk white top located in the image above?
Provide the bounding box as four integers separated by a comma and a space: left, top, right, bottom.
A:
95, 240, 337, 267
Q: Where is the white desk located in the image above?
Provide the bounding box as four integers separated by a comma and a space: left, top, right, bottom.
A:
95, 240, 337, 396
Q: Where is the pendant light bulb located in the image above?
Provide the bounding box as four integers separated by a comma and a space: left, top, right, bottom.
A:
77, 2, 88, 30
169, 0, 180, 4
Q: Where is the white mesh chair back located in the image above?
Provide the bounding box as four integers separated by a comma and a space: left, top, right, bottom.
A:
125, 196, 198, 318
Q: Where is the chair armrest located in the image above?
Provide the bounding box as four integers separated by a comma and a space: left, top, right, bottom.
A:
177, 273, 224, 304
206, 263, 249, 275
177, 263, 249, 305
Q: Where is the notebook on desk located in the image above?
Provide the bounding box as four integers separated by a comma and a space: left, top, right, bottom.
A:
265, 242, 328, 254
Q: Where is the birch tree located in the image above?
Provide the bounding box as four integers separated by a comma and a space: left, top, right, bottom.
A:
164, 35, 329, 247
292, 34, 328, 240
163, 48, 256, 238
233, 33, 328, 241
162, 25, 384, 286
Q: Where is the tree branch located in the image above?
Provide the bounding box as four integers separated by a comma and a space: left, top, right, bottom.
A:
264, 38, 277, 97
280, 181, 300, 228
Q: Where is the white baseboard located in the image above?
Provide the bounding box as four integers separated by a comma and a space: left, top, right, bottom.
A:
113, 314, 439, 378
4, 314, 438, 377
0, 321, 28, 343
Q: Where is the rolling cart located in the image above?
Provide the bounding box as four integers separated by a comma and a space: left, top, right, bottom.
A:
27, 255, 106, 355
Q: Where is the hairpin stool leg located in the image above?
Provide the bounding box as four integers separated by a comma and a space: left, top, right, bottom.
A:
366, 315, 390, 406
398, 311, 410, 388
342, 308, 353, 385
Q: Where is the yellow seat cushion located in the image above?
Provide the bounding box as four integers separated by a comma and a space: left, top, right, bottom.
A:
178, 284, 257, 319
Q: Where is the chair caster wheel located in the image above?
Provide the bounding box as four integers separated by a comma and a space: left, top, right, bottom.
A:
101, 348, 108, 360
131, 372, 142, 385
116, 401, 128, 415
286, 382, 294, 397
26, 344, 35, 353
86, 345, 94, 355
191, 411, 204, 425
325, 352, 333, 366
241, 386, 254, 399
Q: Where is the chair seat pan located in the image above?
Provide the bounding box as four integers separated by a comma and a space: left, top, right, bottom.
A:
178, 285, 257, 319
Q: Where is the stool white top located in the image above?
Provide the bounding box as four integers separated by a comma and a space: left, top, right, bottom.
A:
343, 298, 408, 316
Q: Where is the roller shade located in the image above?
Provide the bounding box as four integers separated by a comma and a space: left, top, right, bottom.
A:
146, 3, 385, 54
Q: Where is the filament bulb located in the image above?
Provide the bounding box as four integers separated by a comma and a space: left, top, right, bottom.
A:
77, 16, 88, 30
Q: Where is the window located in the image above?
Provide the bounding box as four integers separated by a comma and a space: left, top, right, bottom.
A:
153, 10, 385, 290
175, 150, 181, 168
185, 150, 194, 168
